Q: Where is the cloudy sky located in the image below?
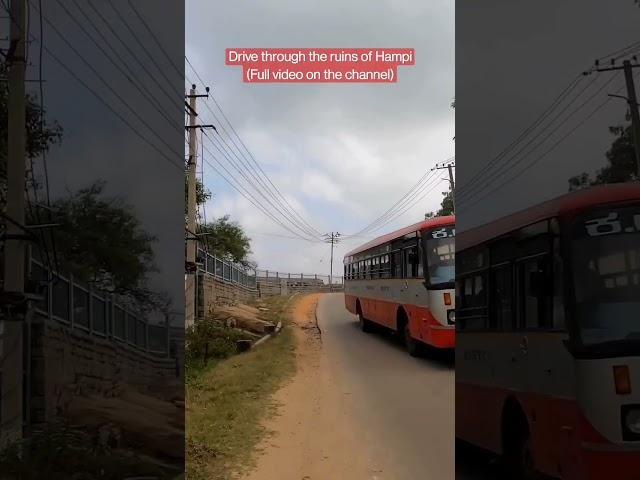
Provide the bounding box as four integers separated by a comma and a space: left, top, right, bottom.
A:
185, 0, 455, 276
456, 0, 640, 231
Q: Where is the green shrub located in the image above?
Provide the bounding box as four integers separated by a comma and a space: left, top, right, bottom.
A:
185, 317, 252, 373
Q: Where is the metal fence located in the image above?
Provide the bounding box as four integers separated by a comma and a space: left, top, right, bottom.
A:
195, 248, 345, 292
255, 270, 344, 286
28, 253, 169, 356
196, 248, 258, 289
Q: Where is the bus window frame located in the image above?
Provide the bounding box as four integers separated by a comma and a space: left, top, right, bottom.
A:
457, 218, 569, 334
560, 203, 640, 359
422, 224, 456, 290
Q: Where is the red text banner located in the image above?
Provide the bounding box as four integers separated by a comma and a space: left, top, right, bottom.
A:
225, 48, 415, 83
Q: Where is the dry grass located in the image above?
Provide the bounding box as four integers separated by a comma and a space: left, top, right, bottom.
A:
185, 295, 297, 480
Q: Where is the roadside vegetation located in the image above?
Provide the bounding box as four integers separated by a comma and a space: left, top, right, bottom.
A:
185, 296, 297, 480
0, 422, 179, 480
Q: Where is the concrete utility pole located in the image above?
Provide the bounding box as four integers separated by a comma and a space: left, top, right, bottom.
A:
186, 86, 198, 266
184, 85, 214, 327
432, 161, 456, 213
591, 58, 640, 178
184, 86, 197, 328
2, 0, 27, 445
323, 232, 340, 292
623, 60, 640, 178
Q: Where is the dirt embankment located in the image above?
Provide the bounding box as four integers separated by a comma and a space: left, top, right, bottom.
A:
241, 293, 379, 480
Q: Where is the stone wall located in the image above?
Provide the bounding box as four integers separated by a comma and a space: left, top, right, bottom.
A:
198, 274, 258, 319
257, 278, 344, 297
30, 316, 180, 425
194, 273, 342, 322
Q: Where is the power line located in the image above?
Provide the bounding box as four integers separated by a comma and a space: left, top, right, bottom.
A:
31, 2, 184, 170
458, 73, 636, 209
363, 174, 446, 235
200, 119, 321, 239
202, 128, 322, 241
81, 0, 182, 114
200, 139, 323, 243
41, 43, 183, 171
126, 0, 183, 78
456, 74, 585, 196
105, 0, 180, 98
57, 0, 180, 134
185, 57, 324, 238
458, 71, 620, 205
346, 157, 453, 238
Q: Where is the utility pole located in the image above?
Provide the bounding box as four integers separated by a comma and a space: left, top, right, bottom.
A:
2, 0, 26, 445
590, 57, 640, 178
184, 85, 214, 327
323, 232, 340, 292
432, 161, 456, 213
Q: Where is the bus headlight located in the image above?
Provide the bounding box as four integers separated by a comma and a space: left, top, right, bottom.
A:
625, 408, 640, 435
447, 309, 455, 325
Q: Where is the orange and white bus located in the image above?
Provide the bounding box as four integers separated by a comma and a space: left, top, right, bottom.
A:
456, 183, 640, 479
343, 216, 455, 355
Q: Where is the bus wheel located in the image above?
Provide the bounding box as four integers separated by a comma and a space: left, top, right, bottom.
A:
502, 411, 536, 479
358, 312, 372, 333
403, 322, 420, 357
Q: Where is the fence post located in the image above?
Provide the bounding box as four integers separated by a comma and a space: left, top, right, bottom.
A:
166, 313, 171, 359
145, 321, 149, 353
69, 273, 75, 329
88, 284, 93, 335
47, 263, 53, 318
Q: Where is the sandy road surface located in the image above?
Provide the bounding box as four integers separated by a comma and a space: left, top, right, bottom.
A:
242, 293, 456, 480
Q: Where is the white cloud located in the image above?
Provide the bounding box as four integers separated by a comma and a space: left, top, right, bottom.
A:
187, 0, 454, 276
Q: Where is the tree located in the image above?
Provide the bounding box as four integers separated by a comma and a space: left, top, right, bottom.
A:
0, 63, 63, 204
568, 124, 637, 191
198, 215, 253, 267
48, 181, 159, 303
437, 189, 454, 216
184, 176, 211, 216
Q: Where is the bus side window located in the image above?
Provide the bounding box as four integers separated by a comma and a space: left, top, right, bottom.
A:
393, 251, 402, 278
490, 265, 513, 330
404, 247, 417, 278
518, 256, 552, 330
553, 239, 565, 330
380, 254, 390, 278
459, 273, 488, 330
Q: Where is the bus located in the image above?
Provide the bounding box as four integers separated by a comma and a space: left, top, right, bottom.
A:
455, 183, 640, 480
343, 216, 455, 355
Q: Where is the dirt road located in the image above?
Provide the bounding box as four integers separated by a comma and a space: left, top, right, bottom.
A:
242, 292, 455, 480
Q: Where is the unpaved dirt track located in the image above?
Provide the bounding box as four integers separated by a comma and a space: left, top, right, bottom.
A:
243, 293, 456, 480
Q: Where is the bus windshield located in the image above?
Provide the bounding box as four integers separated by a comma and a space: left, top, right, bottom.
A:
571, 206, 640, 346
423, 225, 455, 287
